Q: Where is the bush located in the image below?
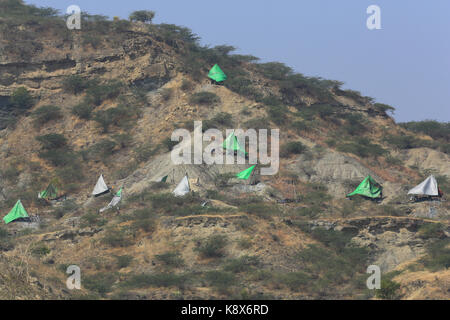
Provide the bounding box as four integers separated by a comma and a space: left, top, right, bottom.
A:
417, 223, 444, 239
81, 212, 106, 228
205, 271, 235, 293
281, 141, 307, 157
203, 112, 233, 131
36, 133, 67, 150
195, 235, 228, 258
400, 120, 449, 141
82, 139, 116, 160
421, 239, 450, 271
384, 134, 424, 150
373, 103, 395, 115
239, 202, 280, 220
122, 273, 188, 289
32, 105, 62, 127
154, 252, 184, 268
83, 273, 117, 297
134, 143, 155, 163
256, 62, 292, 80
180, 79, 194, 92
31, 244, 50, 257
9, 87, 34, 110
277, 272, 310, 291
129, 10, 155, 23
224, 256, 260, 273
101, 228, 133, 247
132, 218, 156, 233
85, 80, 122, 106
337, 138, 387, 158
115, 255, 133, 269
189, 91, 221, 105
376, 279, 401, 300
62, 75, 90, 94
160, 88, 173, 101
72, 103, 93, 120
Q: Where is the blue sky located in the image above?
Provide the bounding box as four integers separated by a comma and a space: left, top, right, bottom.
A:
25, 0, 450, 122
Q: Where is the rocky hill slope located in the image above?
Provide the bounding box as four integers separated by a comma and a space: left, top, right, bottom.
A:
0, 1, 448, 300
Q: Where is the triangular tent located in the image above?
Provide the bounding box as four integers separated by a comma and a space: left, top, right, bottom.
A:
208, 64, 227, 83
100, 188, 123, 213
38, 183, 58, 200
159, 175, 168, 183
92, 174, 109, 197
237, 165, 256, 180
173, 175, 190, 197
347, 175, 382, 199
3, 200, 29, 224
223, 131, 247, 155
408, 175, 439, 196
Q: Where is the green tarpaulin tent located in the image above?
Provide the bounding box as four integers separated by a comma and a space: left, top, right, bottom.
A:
237, 165, 256, 180
38, 183, 58, 200
208, 64, 227, 83
3, 200, 29, 224
223, 131, 247, 155
347, 175, 382, 199
160, 175, 168, 183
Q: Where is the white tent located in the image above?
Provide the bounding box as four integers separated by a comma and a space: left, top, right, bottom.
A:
173, 175, 190, 197
92, 174, 109, 196
100, 188, 122, 212
408, 175, 439, 196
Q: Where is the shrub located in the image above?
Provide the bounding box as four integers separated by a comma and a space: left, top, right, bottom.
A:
134, 143, 155, 163
154, 252, 184, 268
82, 139, 116, 160
337, 138, 387, 158
400, 120, 449, 141
266, 104, 288, 125
31, 243, 50, 257
115, 255, 133, 269
129, 10, 155, 23
122, 273, 188, 289
256, 62, 292, 80
277, 272, 310, 291
373, 103, 395, 115
36, 133, 67, 150
85, 80, 122, 106
376, 279, 401, 300
189, 91, 221, 105
62, 75, 90, 94
83, 273, 117, 297
195, 235, 228, 258
205, 271, 235, 293
224, 256, 260, 273
159, 88, 173, 101
132, 218, 156, 233
72, 103, 93, 120
418, 223, 444, 239
384, 134, 423, 150
101, 228, 133, 248
32, 105, 62, 127
239, 202, 280, 220
180, 79, 194, 92
421, 239, 450, 271
81, 212, 106, 228
203, 112, 233, 131
10, 87, 34, 110
281, 141, 307, 157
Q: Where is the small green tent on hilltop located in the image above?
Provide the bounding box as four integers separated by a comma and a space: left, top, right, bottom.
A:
237, 165, 256, 180
38, 183, 58, 200
3, 200, 29, 224
347, 175, 382, 199
208, 64, 227, 83
223, 131, 247, 155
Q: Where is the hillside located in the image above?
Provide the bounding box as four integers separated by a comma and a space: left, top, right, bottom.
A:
0, 1, 449, 300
